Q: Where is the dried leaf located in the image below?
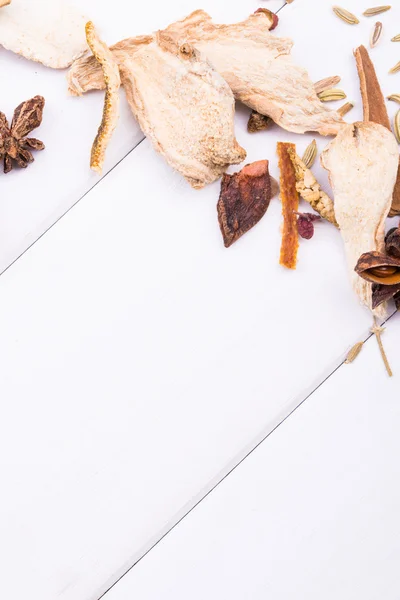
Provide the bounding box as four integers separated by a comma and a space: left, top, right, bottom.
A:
277, 142, 299, 269
217, 160, 272, 248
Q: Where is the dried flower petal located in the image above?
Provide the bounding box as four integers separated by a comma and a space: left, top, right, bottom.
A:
217, 160, 272, 247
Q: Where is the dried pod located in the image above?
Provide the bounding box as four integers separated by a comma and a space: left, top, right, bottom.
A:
355, 250, 400, 285
385, 226, 400, 258
337, 101, 354, 116
370, 21, 383, 48
318, 88, 347, 102
333, 6, 360, 24
301, 139, 317, 168
247, 111, 271, 133
389, 61, 400, 74
217, 160, 272, 247
363, 5, 391, 16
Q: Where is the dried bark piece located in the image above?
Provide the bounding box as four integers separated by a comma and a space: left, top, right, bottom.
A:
277, 142, 299, 269
85, 22, 120, 175
217, 160, 272, 248
354, 45, 400, 217
0, 96, 45, 173
321, 122, 399, 318
288, 149, 338, 227
0, 0, 88, 68
247, 111, 271, 133
69, 10, 344, 136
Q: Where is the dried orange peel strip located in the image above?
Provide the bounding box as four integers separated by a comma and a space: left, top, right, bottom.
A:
277, 142, 299, 270
85, 21, 120, 174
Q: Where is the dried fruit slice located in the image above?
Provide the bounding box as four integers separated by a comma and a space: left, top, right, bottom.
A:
277, 142, 299, 269
86, 21, 120, 175
354, 45, 400, 217
217, 160, 272, 248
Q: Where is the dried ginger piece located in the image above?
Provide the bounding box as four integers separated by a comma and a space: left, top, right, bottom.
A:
277, 142, 299, 269
354, 45, 400, 217
85, 21, 120, 175
217, 160, 272, 247
288, 149, 338, 227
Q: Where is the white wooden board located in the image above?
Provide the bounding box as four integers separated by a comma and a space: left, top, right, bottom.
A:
103, 314, 400, 600
0, 0, 283, 274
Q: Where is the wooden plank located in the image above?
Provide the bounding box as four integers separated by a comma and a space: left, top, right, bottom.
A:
103, 315, 400, 600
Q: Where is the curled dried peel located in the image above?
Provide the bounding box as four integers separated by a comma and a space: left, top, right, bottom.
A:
288, 149, 338, 227
86, 21, 120, 174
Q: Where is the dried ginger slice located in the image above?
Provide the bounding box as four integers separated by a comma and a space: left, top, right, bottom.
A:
354, 45, 400, 217
277, 142, 299, 269
85, 21, 120, 174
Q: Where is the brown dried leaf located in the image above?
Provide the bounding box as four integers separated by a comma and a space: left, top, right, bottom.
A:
277, 142, 299, 269
217, 160, 272, 248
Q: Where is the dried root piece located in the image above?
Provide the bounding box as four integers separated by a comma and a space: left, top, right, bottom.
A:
277, 142, 299, 269
85, 22, 120, 175
247, 111, 271, 133
217, 160, 272, 248
354, 45, 400, 217
288, 149, 338, 227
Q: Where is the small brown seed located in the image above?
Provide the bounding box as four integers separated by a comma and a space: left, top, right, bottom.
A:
389, 61, 400, 74
392, 34, 400, 42
363, 5, 391, 16
370, 266, 398, 277
370, 21, 383, 47
332, 6, 359, 24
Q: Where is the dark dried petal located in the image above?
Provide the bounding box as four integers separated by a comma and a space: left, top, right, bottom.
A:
247, 111, 271, 133
385, 226, 400, 259
217, 160, 272, 248
372, 282, 400, 309
355, 250, 400, 285
20, 137, 45, 151
15, 147, 33, 168
295, 212, 321, 240
11, 95, 45, 139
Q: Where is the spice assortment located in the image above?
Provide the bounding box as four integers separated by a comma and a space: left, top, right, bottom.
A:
0, 2, 399, 374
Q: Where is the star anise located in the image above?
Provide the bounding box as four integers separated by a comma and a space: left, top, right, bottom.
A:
0, 96, 45, 174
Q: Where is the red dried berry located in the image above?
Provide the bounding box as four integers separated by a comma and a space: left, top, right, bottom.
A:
294, 212, 321, 240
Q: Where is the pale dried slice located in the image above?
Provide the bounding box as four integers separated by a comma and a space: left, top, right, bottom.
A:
217, 160, 272, 247
68, 10, 345, 136
0, 0, 10, 7
277, 142, 299, 270
118, 37, 246, 188
85, 22, 120, 175
288, 150, 338, 227
0, 0, 88, 68
355, 45, 400, 217
321, 122, 399, 317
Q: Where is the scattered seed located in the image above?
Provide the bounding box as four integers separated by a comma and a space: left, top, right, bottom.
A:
332, 6, 360, 24
345, 341, 364, 364
387, 94, 400, 103
389, 61, 400, 74
392, 34, 400, 42
394, 109, 400, 143
337, 101, 354, 116
318, 88, 347, 102
301, 139, 317, 169
363, 5, 391, 16
370, 21, 383, 47
314, 76, 341, 95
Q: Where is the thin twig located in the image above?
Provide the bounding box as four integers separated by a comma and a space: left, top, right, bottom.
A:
371, 316, 393, 377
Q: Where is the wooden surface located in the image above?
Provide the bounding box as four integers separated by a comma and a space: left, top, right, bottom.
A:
0, 1, 399, 600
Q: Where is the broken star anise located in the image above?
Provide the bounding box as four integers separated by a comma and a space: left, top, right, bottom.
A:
0, 96, 45, 174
